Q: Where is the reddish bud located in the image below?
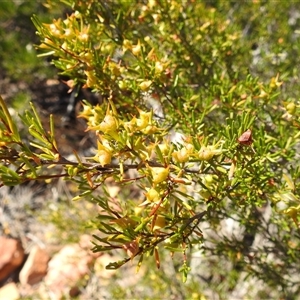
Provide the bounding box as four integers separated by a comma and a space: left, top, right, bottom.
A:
238, 129, 253, 146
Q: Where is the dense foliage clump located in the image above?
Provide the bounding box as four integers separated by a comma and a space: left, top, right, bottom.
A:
1, 1, 300, 298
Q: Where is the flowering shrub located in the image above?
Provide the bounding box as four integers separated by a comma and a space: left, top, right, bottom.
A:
1, 0, 300, 296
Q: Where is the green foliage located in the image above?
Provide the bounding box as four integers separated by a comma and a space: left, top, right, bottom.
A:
0, 0, 65, 81
1, 0, 300, 297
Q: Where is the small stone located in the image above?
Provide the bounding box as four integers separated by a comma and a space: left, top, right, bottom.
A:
0, 237, 25, 282
44, 243, 95, 298
0, 282, 20, 300
19, 246, 50, 285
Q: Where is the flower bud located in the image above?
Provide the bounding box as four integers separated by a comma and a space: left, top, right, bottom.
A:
139, 80, 152, 91
95, 149, 112, 166
145, 188, 160, 202
108, 62, 121, 76
123, 39, 132, 51
258, 89, 268, 98
99, 114, 118, 133
84, 70, 98, 88
198, 145, 221, 161
74, 11, 81, 18
285, 206, 298, 218
118, 80, 127, 90
124, 117, 137, 133
203, 174, 215, 185
136, 110, 151, 129
148, 0, 156, 9
286, 102, 296, 115
79, 32, 89, 42
64, 28, 74, 37
153, 215, 166, 231
155, 61, 164, 74
199, 189, 212, 200
198, 146, 214, 161
151, 167, 169, 184
132, 41, 141, 55
172, 144, 193, 163
152, 14, 161, 24
94, 140, 112, 166
142, 125, 158, 134
158, 143, 170, 156
49, 24, 61, 37
78, 104, 93, 120
172, 147, 190, 163
134, 206, 144, 215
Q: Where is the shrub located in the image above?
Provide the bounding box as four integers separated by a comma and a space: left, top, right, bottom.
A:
1, 0, 300, 297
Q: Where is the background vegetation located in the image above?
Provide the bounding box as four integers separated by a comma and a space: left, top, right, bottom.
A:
1, 1, 300, 299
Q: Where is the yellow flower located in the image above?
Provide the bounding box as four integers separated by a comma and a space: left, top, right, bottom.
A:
172, 144, 194, 163
151, 167, 169, 184
139, 80, 152, 91
98, 114, 118, 133
123, 39, 132, 51
132, 40, 142, 55
93, 140, 112, 166
136, 110, 151, 130
145, 188, 161, 202
153, 215, 166, 231
198, 145, 222, 161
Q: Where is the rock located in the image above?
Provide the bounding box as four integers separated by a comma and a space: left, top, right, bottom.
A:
0, 237, 25, 282
44, 243, 95, 299
19, 246, 50, 285
0, 282, 20, 300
